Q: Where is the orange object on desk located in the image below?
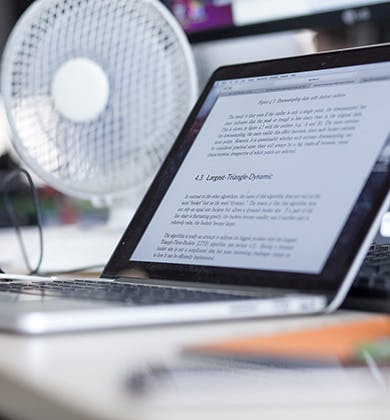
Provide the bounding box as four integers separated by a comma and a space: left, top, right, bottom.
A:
190, 316, 390, 364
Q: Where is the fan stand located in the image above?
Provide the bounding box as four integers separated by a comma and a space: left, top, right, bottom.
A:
91, 177, 153, 231
107, 200, 137, 231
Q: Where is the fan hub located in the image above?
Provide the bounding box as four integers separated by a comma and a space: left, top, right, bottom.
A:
51, 58, 109, 123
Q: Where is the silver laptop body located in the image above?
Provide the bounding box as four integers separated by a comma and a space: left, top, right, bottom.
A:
0, 45, 389, 334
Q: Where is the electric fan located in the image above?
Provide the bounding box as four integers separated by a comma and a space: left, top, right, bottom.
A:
1, 0, 198, 218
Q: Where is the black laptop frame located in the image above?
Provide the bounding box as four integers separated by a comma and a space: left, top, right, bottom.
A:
103, 44, 390, 298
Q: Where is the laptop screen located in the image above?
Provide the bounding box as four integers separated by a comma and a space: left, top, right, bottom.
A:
104, 45, 390, 294
130, 61, 390, 274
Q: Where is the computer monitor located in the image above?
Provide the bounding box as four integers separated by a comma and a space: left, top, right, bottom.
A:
162, 1, 390, 43
162, 1, 390, 87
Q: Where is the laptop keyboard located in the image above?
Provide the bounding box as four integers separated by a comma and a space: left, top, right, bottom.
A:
352, 243, 390, 295
344, 243, 390, 312
0, 279, 260, 305
0, 243, 388, 309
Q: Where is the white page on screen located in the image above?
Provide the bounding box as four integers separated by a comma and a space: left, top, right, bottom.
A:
131, 76, 390, 274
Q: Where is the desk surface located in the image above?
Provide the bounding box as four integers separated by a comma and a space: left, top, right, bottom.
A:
0, 226, 388, 420
0, 311, 388, 420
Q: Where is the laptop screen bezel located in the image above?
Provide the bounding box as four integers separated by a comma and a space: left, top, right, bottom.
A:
103, 44, 390, 297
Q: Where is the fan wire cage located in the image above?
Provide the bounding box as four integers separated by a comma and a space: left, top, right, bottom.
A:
2, 0, 197, 204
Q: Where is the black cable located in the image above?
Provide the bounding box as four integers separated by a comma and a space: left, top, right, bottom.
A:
1, 168, 44, 274
1, 168, 105, 278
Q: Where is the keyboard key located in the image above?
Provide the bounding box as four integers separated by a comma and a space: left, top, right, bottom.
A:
0, 279, 258, 305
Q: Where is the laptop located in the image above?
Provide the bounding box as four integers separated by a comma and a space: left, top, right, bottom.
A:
0, 44, 389, 334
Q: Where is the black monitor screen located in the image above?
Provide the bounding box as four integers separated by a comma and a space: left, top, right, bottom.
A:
161, 1, 390, 42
